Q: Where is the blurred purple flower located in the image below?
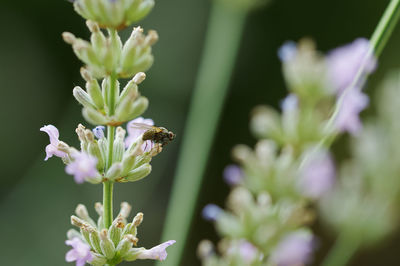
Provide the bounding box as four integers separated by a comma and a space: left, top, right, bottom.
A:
278, 41, 297, 62
223, 165, 243, 186
65, 152, 98, 184
40, 125, 67, 161
299, 151, 335, 199
92, 126, 105, 139
65, 237, 93, 266
137, 240, 176, 261
125, 117, 154, 152
327, 38, 376, 94
280, 94, 299, 112
202, 204, 222, 221
238, 240, 258, 263
271, 231, 314, 266
335, 89, 369, 135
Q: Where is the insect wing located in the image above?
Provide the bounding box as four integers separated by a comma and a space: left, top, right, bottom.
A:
129, 122, 155, 131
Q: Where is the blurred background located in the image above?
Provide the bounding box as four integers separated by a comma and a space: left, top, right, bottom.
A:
1, 0, 400, 265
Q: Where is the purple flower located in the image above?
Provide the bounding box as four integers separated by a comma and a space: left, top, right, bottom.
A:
335, 89, 369, 135
327, 38, 376, 94
223, 165, 243, 186
65, 152, 98, 184
125, 117, 154, 152
40, 125, 67, 161
299, 151, 335, 199
280, 94, 299, 112
202, 204, 222, 221
238, 240, 258, 263
65, 237, 93, 266
278, 41, 297, 62
137, 240, 176, 261
270, 231, 314, 266
92, 126, 105, 139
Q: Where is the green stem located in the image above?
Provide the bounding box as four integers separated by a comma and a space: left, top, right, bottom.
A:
370, 0, 400, 58
103, 66, 118, 229
322, 232, 360, 266
103, 181, 114, 229
157, 2, 247, 266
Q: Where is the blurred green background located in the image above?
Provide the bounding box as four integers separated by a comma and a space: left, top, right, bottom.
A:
1, 0, 400, 265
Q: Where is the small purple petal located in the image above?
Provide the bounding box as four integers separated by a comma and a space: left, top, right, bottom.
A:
278, 41, 297, 62
202, 204, 222, 221
299, 151, 335, 199
328, 38, 377, 94
238, 240, 258, 263
271, 231, 314, 266
223, 165, 243, 186
137, 240, 176, 261
335, 89, 369, 135
65, 152, 98, 184
40, 124, 67, 160
92, 126, 105, 139
125, 117, 154, 151
65, 238, 93, 266
280, 94, 298, 112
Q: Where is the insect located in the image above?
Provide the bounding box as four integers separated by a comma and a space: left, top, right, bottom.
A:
129, 123, 176, 147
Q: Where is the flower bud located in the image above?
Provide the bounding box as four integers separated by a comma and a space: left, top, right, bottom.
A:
82, 107, 110, 125
116, 96, 149, 123
119, 202, 132, 220
76, 124, 88, 151
86, 79, 105, 110
100, 229, 116, 259
108, 214, 124, 246
106, 162, 122, 180
117, 235, 138, 257
133, 72, 146, 84
73, 86, 97, 110
121, 163, 151, 182
117, 79, 139, 108
122, 223, 137, 237
86, 20, 107, 57
89, 228, 103, 254
75, 204, 97, 227
133, 212, 144, 227
90, 253, 107, 266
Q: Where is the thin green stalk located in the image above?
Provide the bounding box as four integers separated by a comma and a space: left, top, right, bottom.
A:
103, 67, 118, 229
158, 2, 247, 266
322, 1, 400, 265
103, 181, 114, 228
322, 232, 360, 266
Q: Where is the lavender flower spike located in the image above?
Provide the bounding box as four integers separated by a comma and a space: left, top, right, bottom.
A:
65, 237, 93, 266
270, 231, 314, 266
125, 117, 154, 151
40, 124, 67, 161
328, 38, 377, 94
137, 240, 176, 261
335, 88, 369, 135
65, 152, 99, 184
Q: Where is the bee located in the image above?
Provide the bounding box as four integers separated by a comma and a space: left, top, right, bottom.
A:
129, 123, 176, 147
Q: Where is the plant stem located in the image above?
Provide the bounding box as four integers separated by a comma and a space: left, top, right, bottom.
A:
157, 2, 247, 266
103, 66, 118, 229
103, 180, 114, 228
322, 232, 360, 266
370, 0, 400, 58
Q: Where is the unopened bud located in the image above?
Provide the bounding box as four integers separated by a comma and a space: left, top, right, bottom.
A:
122, 163, 152, 183
116, 234, 137, 257
73, 86, 97, 110
95, 202, 103, 216
119, 202, 132, 219
133, 72, 146, 84
145, 30, 158, 46
106, 163, 122, 180
80, 67, 93, 82
100, 229, 116, 259
86, 20, 100, 33
71, 215, 85, 227
89, 228, 102, 254
82, 107, 109, 125
62, 32, 76, 44
133, 212, 143, 227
